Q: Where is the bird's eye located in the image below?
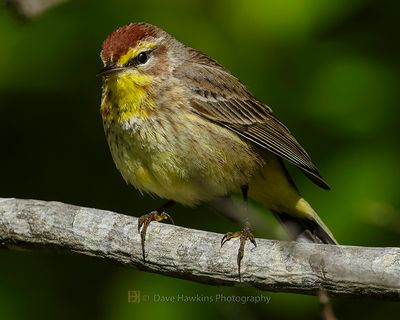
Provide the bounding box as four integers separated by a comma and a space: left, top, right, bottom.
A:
126, 50, 152, 67
137, 51, 149, 64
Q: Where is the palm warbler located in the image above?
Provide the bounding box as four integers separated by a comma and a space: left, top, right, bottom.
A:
98, 23, 337, 266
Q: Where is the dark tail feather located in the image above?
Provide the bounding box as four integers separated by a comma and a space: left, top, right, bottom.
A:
272, 211, 338, 245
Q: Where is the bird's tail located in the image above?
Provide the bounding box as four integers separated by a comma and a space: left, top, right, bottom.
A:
249, 154, 338, 245
271, 208, 338, 244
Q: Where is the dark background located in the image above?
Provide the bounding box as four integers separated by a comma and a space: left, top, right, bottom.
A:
0, 0, 399, 319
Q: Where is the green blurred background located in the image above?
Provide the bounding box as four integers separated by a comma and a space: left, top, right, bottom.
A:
0, 0, 399, 319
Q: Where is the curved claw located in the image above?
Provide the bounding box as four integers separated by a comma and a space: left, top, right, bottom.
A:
140, 227, 147, 261
243, 227, 257, 248
249, 237, 257, 248
138, 215, 145, 233
221, 226, 257, 279
238, 237, 245, 278
159, 212, 175, 225
221, 232, 239, 247
221, 233, 229, 247
137, 210, 174, 262
138, 215, 151, 261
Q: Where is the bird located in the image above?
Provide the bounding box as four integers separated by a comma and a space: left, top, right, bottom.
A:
98, 22, 337, 274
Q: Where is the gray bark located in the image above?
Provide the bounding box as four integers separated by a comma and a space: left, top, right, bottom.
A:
0, 198, 399, 300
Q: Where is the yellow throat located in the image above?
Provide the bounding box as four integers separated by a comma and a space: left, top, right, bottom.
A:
100, 71, 154, 123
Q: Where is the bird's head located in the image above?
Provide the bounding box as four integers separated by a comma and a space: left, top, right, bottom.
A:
98, 23, 174, 80
98, 23, 184, 121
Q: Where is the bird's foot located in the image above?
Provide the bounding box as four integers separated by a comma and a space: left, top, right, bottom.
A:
138, 210, 174, 262
221, 226, 257, 279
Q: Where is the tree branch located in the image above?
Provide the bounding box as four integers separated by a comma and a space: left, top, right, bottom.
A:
0, 198, 399, 300
5, 0, 67, 19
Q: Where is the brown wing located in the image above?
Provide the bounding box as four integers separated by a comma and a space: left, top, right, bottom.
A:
174, 49, 330, 190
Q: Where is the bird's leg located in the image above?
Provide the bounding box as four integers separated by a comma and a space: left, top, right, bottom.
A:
138, 200, 175, 261
221, 185, 257, 279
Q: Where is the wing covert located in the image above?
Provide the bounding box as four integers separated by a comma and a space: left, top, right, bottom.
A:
174, 50, 330, 189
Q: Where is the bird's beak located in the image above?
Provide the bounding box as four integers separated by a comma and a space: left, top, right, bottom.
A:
96, 65, 126, 77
